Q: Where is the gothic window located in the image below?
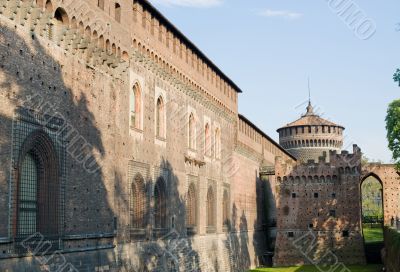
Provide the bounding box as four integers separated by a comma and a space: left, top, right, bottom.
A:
18, 154, 38, 236
188, 113, 196, 149
156, 96, 165, 138
222, 190, 230, 228
206, 186, 215, 231
16, 130, 60, 238
204, 123, 211, 156
215, 128, 221, 159
130, 83, 141, 130
115, 3, 121, 23
131, 174, 147, 229
186, 183, 197, 230
154, 178, 166, 229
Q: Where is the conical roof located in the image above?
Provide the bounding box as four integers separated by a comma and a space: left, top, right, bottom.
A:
277, 102, 344, 131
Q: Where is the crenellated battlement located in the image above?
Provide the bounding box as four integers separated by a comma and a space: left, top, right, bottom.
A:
0, 0, 239, 115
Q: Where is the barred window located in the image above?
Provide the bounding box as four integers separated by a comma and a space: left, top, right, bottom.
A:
186, 183, 197, 228
154, 178, 166, 229
206, 186, 215, 228
131, 174, 147, 229
222, 190, 230, 228
16, 130, 60, 238
18, 154, 38, 236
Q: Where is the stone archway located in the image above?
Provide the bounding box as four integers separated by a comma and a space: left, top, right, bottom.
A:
361, 164, 400, 226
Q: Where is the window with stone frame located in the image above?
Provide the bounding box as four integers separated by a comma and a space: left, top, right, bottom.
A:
130, 83, 142, 130
206, 186, 216, 232
215, 127, 221, 159
204, 123, 211, 156
222, 189, 230, 229
16, 130, 60, 239
156, 96, 165, 139
131, 174, 147, 233
188, 113, 196, 150
154, 177, 167, 229
186, 183, 197, 234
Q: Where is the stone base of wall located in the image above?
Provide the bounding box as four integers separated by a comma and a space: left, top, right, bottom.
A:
0, 230, 267, 271
273, 231, 366, 267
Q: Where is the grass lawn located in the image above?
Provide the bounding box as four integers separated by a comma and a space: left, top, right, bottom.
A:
363, 227, 384, 243
249, 264, 383, 272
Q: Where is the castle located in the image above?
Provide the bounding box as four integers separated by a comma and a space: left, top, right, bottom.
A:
273, 102, 400, 267
0, 1, 398, 271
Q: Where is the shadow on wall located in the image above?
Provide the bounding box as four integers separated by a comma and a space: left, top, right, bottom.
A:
226, 174, 270, 271
226, 203, 250, 272
0, 20, 115, 268
0, 21, 203, 271
114, 159, 202, 271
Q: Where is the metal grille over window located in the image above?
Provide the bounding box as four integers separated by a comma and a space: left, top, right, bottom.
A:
207, 186, 216, 233
222, 190, 230, 229
18, 153, 38, 236
186, 183, 197, 234
153, 178, 167, 237
130, 174, 147, 240
11, 108, 66, 255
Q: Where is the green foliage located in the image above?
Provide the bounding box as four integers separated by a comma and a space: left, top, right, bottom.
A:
386, 98, 400, 170
363, 227, 384, 244
249, 265, 383, 272
394, 69, 400, 86
361, 178, 383, 219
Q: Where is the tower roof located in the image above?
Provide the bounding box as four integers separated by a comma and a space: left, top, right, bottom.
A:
277, 102, 344, 131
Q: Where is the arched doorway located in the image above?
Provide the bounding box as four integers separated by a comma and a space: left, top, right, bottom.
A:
360, 174, 384, 264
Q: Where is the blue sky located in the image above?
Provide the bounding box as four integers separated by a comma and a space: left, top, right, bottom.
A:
149, 0, 400, 162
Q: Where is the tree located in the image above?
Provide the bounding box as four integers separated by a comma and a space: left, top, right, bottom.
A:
393, 69, 400, 86
386, 77, 400, 169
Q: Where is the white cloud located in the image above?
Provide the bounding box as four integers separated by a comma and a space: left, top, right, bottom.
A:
150, 0, 223, 8
258, 9, 303, 20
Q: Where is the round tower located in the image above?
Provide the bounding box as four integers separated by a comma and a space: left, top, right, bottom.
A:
277, 102, 344, 162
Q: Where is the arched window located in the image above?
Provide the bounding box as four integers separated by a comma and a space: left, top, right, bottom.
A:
222, 190, 230, 228
130, 83, 141, 130
131, 174, 147, 229
54, 7, 69, 26
154, 178, 166, 229
156, 96, 165, 138
188, 113, 196, 149
115, 3, 121, 23
206, 186, 215, 231
204, 123, 211, 156
98, 0, 104, 10
186, 183, 197, 231
215, 128, 221, 159
18, 153, 38, 236
16, 130, 59, 238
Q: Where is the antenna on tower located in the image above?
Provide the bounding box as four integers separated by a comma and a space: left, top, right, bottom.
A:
308, 77, 311, 104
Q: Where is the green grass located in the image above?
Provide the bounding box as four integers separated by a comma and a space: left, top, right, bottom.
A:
250, 264, 383, 272
363, 227, 384, 243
